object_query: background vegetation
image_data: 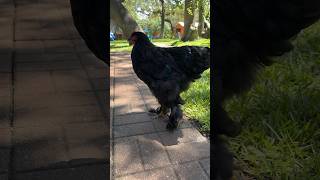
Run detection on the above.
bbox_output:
[111,0,210,40]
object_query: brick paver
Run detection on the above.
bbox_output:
[0,0,108,179]
[110,52,210,179]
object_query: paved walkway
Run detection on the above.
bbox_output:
[0,0,108,179]
[110,52,210,179]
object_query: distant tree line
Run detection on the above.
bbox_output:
[110,0,210,41]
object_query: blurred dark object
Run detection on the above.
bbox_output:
[70,0,108,65]
[213,0,320,179]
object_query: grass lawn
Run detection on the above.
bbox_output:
[110,38,210,52]
[228,22,320,178]
[110,39,178,52]
[110,38,211,134]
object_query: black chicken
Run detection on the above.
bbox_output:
[129,32,210,129]
[213,0,320,179]
[69,0,108,64]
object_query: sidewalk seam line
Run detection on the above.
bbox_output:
[197,160,210,178]
[113,158,205,178]
[136,139,146,171]
[111,57,116,178]
[8,1,16,179]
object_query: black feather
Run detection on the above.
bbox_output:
[130,32,210,129]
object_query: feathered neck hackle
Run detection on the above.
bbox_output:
[129,31,154,47]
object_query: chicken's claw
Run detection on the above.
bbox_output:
[166,119,179,130]
[148,107,161,114]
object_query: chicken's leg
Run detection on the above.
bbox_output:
[214,74,241,137]
[166,105,182,130]
[149,106,169,116]
[213,135,234,180]
[215,105,241,137]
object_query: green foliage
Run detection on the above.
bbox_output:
[170,38,210,46]
[110,40,133,52]
[202,0,210,19]
[110,38,210,52]
[121,0,210,38]
[138,18,173,38]
[227,21,320,179]
[181,69,210,133]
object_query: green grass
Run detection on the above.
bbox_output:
[110,38,210,52]
[170,38,210,47]
[181,69,210,133]
[110,38,211,133]
[227,22,320,179]
[110,40,132,52]
[110,39,177,52]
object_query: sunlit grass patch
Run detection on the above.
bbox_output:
[181,69,210,133]
[110,38,210,52]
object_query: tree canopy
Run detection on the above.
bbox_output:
[111,0,210,40]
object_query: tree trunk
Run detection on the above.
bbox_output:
[203,19,210,38]
[181,0,196,41]
[198,0,204,37]
[160,0,165,38]
[110,0,142,39]
[164,19,175,38]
